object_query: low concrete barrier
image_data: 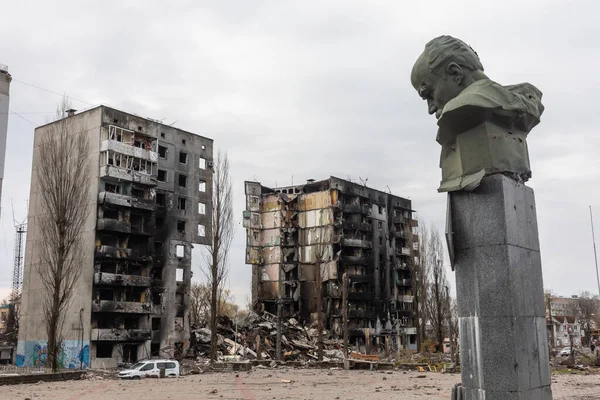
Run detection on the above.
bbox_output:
[0,370,86,386]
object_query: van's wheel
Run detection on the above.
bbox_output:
[133,376,141,380]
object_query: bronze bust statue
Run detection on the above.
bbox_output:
[411,35,545,192]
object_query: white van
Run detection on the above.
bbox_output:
[118,359,180,379]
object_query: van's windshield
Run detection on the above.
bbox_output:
[131,362,146,370]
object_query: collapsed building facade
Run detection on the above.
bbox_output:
[18,106,212,368]
[244,177,419,350]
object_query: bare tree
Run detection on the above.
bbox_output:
[202,150,234,363]
[448,296,459,364]
[189,282,238,327]
[424,227,450,352]
[414,222,430,350]
[3,293,20,344]
[544,289,556,349]
[36,98,90,372]
[576,291,599,347]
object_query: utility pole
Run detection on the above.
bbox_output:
[342,272,349,358]
[590,206,600,297]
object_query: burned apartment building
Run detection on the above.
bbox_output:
[243,177,419,350]
[17,106,212,368]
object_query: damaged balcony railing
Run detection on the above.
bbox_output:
[90,328,151,341]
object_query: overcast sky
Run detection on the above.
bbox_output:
[0,0,598,304]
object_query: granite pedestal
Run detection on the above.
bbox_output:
[449,174,552,400]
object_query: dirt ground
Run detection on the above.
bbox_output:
[3,368,600,400]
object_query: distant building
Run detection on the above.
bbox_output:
[547,315,582,348]
[18,106,213,368]
[0,64,11,215]
[243,177,419,349]
[0,304,9,333]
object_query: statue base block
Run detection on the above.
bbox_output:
[449,174,552,399]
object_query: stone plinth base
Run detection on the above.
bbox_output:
[449,174,552,400]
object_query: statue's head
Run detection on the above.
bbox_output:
[411,35,486,118]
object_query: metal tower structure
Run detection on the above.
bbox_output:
[11,204,27,302]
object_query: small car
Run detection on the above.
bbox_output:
[118,359,180,379]
[560,347,578,357]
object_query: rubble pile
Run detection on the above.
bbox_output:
[190,311,345,362]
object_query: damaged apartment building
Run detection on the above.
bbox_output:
[243,177,419,350]
[18,106,212,368]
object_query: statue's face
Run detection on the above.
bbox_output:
[411,53,464,119]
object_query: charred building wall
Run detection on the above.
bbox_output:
[18,105,213,368]
[243,176,419,349]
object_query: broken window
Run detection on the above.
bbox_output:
[181,139,187,145]
[177,221,186,233]
[178,197,187,210]
[98,289,113,301]
[102,207,119,220]
[154,241,163,256]
[378,205,384,214]
[156,192,166,207]
[199,180,206,192]
[198,224,206,237]
[158,145,167,159]
[96,342,113,358]
[176,244,184,258]
[198,202,206,215]
[105,183,120,194]
[155,217,164,231]
[158,170,167,182]
[131,188,144,198]
[152,318,161,330]
[178,174,187,188]
[176,269,184,283]
[379,237,383,246]
[201,145,206,150]
[199,158,206,170]
[179,151,188,164]
[134,140,143,148]
[378,221,383,230]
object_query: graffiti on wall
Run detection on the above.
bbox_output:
[16,340,90,368]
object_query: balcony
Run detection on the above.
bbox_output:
[95,245,152,262]
[342,204,371,215]
[100,139,158,163]
[395,310,414,318]
[393,215,405,224]
[98,192,156,212]
[348,310,376,319]
[97,218,131,234]
[91,300,154,314]
[95,245,132,259]
[399,295,414,303]
[342,238,372,248]
[93,272,152,287]
[392,230,406,239]
[396,247,411,256]
[343,221,372,232]
[130,222,156,236]
[99,165,157,186]
[396,278,411,287]
[341,255,373,265]
[348,274,373,284]
[90,328,151,342]
[348,292,372,301]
